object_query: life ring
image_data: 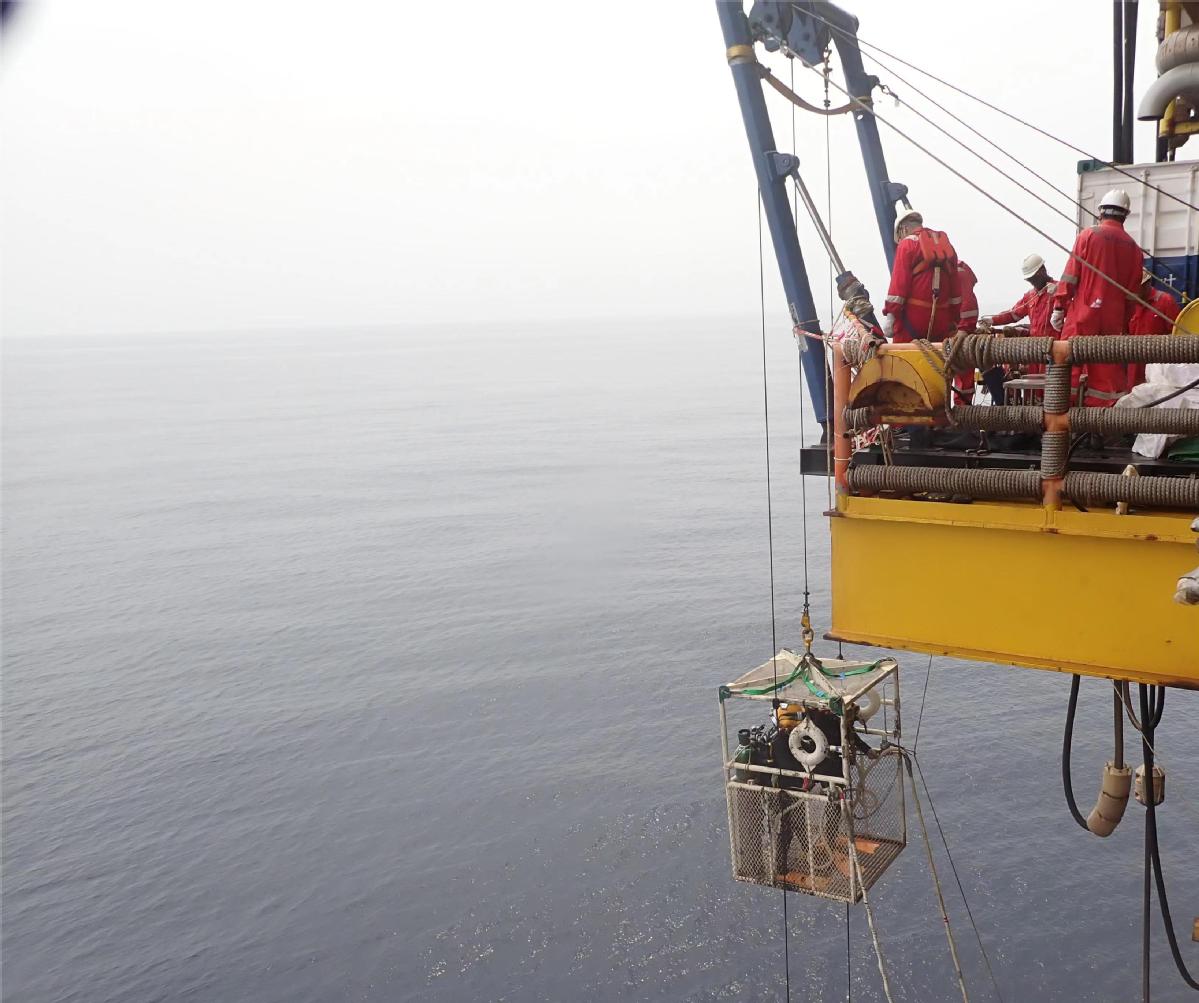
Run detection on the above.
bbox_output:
[855,689,882,722]
[787,718,829,772]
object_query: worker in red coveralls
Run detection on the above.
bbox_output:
[1050,189,1143,407]
[984,253,1059,379]
[882,209,961,344]
[952,259,981,404]
[1127,269,1181,387]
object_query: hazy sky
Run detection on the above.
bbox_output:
[0,1,1177,337]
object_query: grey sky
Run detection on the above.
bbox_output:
[0,1,1174,336]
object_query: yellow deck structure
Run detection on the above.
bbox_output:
[829,495,1199,690]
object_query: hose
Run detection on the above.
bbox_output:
[949,334,1053,371]
[1138,684,1199,992]
[1061,675,1091,831]
[1041,430,1069,479]
[1063,471,1199,509]
[1069,335,1199,365]
[847,465,1043,501]
[1043,364,1073,416]
[1073,406,1199,435]
[943,405,1199,436]
[949,405,1043,432]
[1138,374,1199,410]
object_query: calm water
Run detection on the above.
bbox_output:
[3,322,1197,1002]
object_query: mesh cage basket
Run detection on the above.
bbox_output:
[719,651,907,903]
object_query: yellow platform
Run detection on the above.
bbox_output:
[828,495,1199,689]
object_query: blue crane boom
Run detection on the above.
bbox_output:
[716,0,909,427]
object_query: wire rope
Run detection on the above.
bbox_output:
[758,194,792,1003]
[912,754,1007,1003]
[911,654,933,754]
[793,60,1195,337]
[801,9,1199,214]
[801,30,1191,296]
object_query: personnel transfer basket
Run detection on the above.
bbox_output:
[718,651,906,903]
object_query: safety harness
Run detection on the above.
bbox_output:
[896,229,960,341]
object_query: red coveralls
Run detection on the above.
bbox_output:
[1052,219,1142,406]
[883,229,961,343]
[952,260,980,402]
[991,280,1059,375]
[1127,286,1181,387]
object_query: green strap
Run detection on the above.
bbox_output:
[720,663,805,702]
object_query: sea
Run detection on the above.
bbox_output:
[3,321,1197,1002]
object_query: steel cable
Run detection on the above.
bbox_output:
[758,195,791,1003]
[794,61,1197,337]
[799,9,1199,215]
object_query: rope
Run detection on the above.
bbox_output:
[834,39,1190,297]
[794,60,1197,337]
[912,755,1007,1003]
[760,63,855,116]
[800,9,1199,215]
[845,797,896,1003]
[758,194,792,1003]
[912,654,933,755]
[845,901,852,1003]
[904,755,971,1002]
[790,60,813,651]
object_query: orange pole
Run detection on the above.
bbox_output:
[1041,340,1073,510]
[833,345,851,493]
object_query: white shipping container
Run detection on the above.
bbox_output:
[1077,159,1199,299]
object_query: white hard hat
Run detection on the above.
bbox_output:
[1098,188,1131,213]
[1021,253,1045,279]
[894,208,922,241]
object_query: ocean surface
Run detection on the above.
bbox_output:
[3,321,1197,1003]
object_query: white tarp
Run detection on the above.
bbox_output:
[1115,362,1199,457]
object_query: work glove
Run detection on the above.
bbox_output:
[976,317,994,334]
[1050,307,1065,332]
[880,313,895,338]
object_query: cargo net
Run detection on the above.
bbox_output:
[720,651,906,903]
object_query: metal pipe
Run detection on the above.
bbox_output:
[1138,61,1199,119]
[716,2,829,423]
[792,170,847,275]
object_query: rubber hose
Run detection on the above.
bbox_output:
[1069,335,1199,365]
[1063,471,1199,509]
[1139,685,1199,991]
[1062,675,1091,831]
[847,465,1043,500]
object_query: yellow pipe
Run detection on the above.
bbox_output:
[1160,0,1183,140]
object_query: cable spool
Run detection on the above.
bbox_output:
[788,717,829,771]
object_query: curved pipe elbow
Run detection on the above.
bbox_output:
[1138,62,1199,120]
[1087,761,1132,836]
